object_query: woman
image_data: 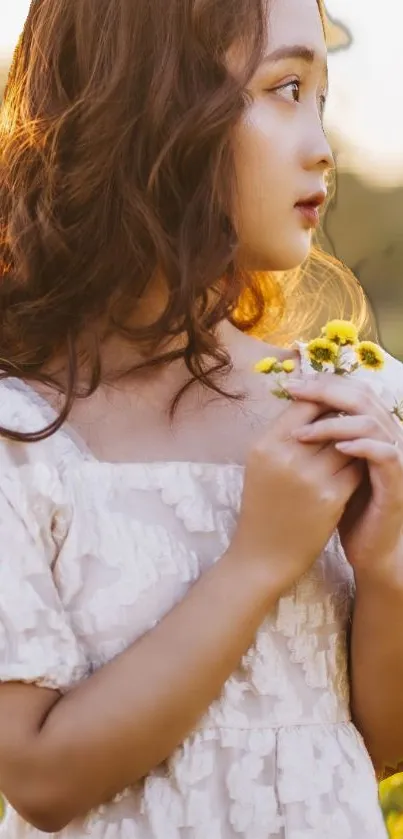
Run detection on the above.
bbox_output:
[0,0,402,836]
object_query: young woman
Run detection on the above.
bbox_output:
[0,0,403,836]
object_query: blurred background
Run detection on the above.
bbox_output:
[1,2,403,834]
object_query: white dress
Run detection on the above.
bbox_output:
[0,342,401,839]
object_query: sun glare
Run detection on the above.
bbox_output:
[0,0,28,59]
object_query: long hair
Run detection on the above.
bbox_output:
[0,0,373,442]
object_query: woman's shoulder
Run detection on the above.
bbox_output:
[0,376,75,485]
[372,348,403,419]
[0,379,75,550]
[380,348,403,391]
[346,345,403,406]
[0,376,51,432]
[0,375,55,442]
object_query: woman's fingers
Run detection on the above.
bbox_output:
[334,438,401,465]
[286,375,383,418]
[292,414,393,445]
[287,374,403,448]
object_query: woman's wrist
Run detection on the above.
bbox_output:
[221,546,287,610]
[353,539,403,596]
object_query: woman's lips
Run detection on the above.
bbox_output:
[294,190,326,228]
[295,202,321,227]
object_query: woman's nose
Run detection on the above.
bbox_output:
[305,122,335,173]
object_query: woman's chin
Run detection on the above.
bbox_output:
[242,242,312,273]
[273,233,314,271]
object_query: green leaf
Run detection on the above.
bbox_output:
[392,402,403,423]
[271,387,292,400]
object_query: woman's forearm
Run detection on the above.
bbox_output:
[18,551,280,830]
[350,556,403,773]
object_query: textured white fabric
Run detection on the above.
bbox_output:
[0,342,401,838]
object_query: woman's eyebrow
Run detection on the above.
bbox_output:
[261,45,328,82]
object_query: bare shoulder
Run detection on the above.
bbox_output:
[383,349,403,389]
[379,350,403,412]
[355,347,403,391]
[222,322,298,371]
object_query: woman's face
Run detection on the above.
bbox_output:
[232,0,333,272]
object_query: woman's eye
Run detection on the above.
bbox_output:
[319,92,327,119]
[272,80,301,103]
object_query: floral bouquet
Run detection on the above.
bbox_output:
[254,319,403,424]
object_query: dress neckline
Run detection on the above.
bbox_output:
[4,342,309,469]
[3,377,250,470]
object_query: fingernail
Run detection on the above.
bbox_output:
[335,442,352,451]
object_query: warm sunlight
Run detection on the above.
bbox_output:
[1,0,403,185]
[0,0,29,59]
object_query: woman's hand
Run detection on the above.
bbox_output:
[287,374,403,580]
[229,397,361,598]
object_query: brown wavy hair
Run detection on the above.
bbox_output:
[0,0,373,442]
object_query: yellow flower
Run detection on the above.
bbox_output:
[254,356,278,374]
[307,337,339,366]
[321,319,359,346]
[282,359,296,373]
[380,772,403,795]
[355,341,385,371]
[386,811,403,838]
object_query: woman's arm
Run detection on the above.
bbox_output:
[0,549,279,833]
[350,550,403,774]
[285,367,403,774]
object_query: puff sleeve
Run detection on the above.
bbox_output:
[0,461,89,693]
